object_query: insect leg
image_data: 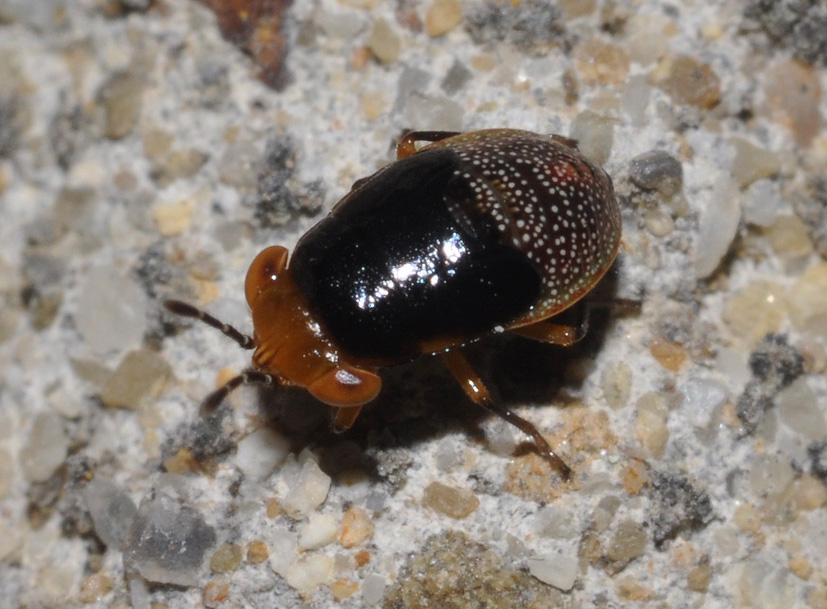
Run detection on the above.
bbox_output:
[510,321,579,347]
[512,297,642,347]
[332,405,364,433]
[441,349,571,480]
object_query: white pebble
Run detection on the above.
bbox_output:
[298,513,339,550]
[76,265,147,355]
[361,574,386,605]
[695,178,741,278]
[285,554,334,593]
[776,378,826,440]
[281,458,331,518]
[527,553,578,591]
[680,377,729,428]
[19,413,68,483]
[234,428,291,481]
[267,528,298,578]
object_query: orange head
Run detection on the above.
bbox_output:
[243,246,382,408]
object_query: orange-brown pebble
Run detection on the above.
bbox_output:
[198,0,291,88]
[203,579,231,605]
[354,549,371,567]
[649,336,687,372]
[266,497,281,519]
[162,447,203,475]
[78,572,113,603]
[247,540,269,564]
[351,46,372,70]
[330,579,359,600]
[621,459,649,495]
[340,506,375,548]
[422,481,480,519]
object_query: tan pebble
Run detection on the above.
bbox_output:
[153,200,192,237]
[215,367,239,391]
[606,520,647,568]
[721,402,743,429]
[422,481,480,519]
[730,137,781,189]
[558,0,596,19]
[789,556,812,580]
[161,148,209,181]
[367,19,401,64]
[194,280,220,305]
[700,22,723,40]
[210,544,243,574]
[635,392,669,458]
[687,561,712,592]
[425,0,462,37]
[787,262,827,337]
[793,474,827,511]
[100,348,171,410]
[764,59,822,147]
[650,54,721,109]
[247,540,269,564]
[722,280,786,346]
[621,459,649,494]
[470,54,497,72]
[113,170,138,191]
[101,71,144,139]
[733,503,761,533]
[808,587,827,608]
[601,360,632,410]
[79,572,113,603]
[616,576,655,601]
[340,506,375,548]
[330,579,359,600]
[360,92,386,121]
[266,497,281,519]
[649,336,686,372]
[763,215,813,269]
[574,38,629,85]
[579,529,603,568]
[143,127,174,160]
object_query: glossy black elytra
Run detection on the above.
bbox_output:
[165,129,622,479]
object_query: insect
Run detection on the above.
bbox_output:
[165,129,621,479]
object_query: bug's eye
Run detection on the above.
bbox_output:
[245,245,289,306]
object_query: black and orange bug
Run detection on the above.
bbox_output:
[165,129,622,479]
